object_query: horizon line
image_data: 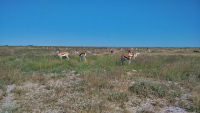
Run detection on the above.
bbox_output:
[0,45,199,48]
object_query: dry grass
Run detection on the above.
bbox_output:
[0,46,200,112]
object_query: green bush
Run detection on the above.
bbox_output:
[129,82,169,98]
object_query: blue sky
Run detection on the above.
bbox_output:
[0,0,200,47]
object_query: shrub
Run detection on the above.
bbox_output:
[129,81,169,98]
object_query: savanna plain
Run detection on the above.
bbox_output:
[0,46,200,113]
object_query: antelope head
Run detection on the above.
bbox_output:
[56,50,60,55]
[128,52,134,59]
[137,51,140,55]
[75,51,80,55]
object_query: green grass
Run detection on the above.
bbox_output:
[1,49,200,87]
[0,47,200,112]
[129,81,169,98]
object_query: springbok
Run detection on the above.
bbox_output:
[75,51,86,61]
[145,48,150,53]
[56,49,69,60]
[128,50,132,53]
[194,50,199,53]
[133,51,140,59]
[110,49,115,54]
[121,52,134,65]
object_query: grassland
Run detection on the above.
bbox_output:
[0,46,200,112]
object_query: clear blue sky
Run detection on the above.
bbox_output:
[0,0,200,47]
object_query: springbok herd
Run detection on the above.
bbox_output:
[56,48,154,65]
[56,47,200,65]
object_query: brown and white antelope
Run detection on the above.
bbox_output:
[56,49,69,60]
[145,48,150,53]
[128,50,132,53]
[75,51,86,61]
[121,52,134,65]
[133,51,140,59]
[194,50,200,53]
[110,49,115,54]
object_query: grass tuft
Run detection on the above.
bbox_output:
[108,92,128,103]
[129,81,169,98]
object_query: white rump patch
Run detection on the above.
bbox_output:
[62,54,66,57]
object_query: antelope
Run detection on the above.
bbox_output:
[128,50,132,53]
[194,50,200,53]
[121,52,134,65]
[75,51,86,61]
[56,49,69,60]
[133,51,140,59]
[145,48,150,53]
[110,49,115,54]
